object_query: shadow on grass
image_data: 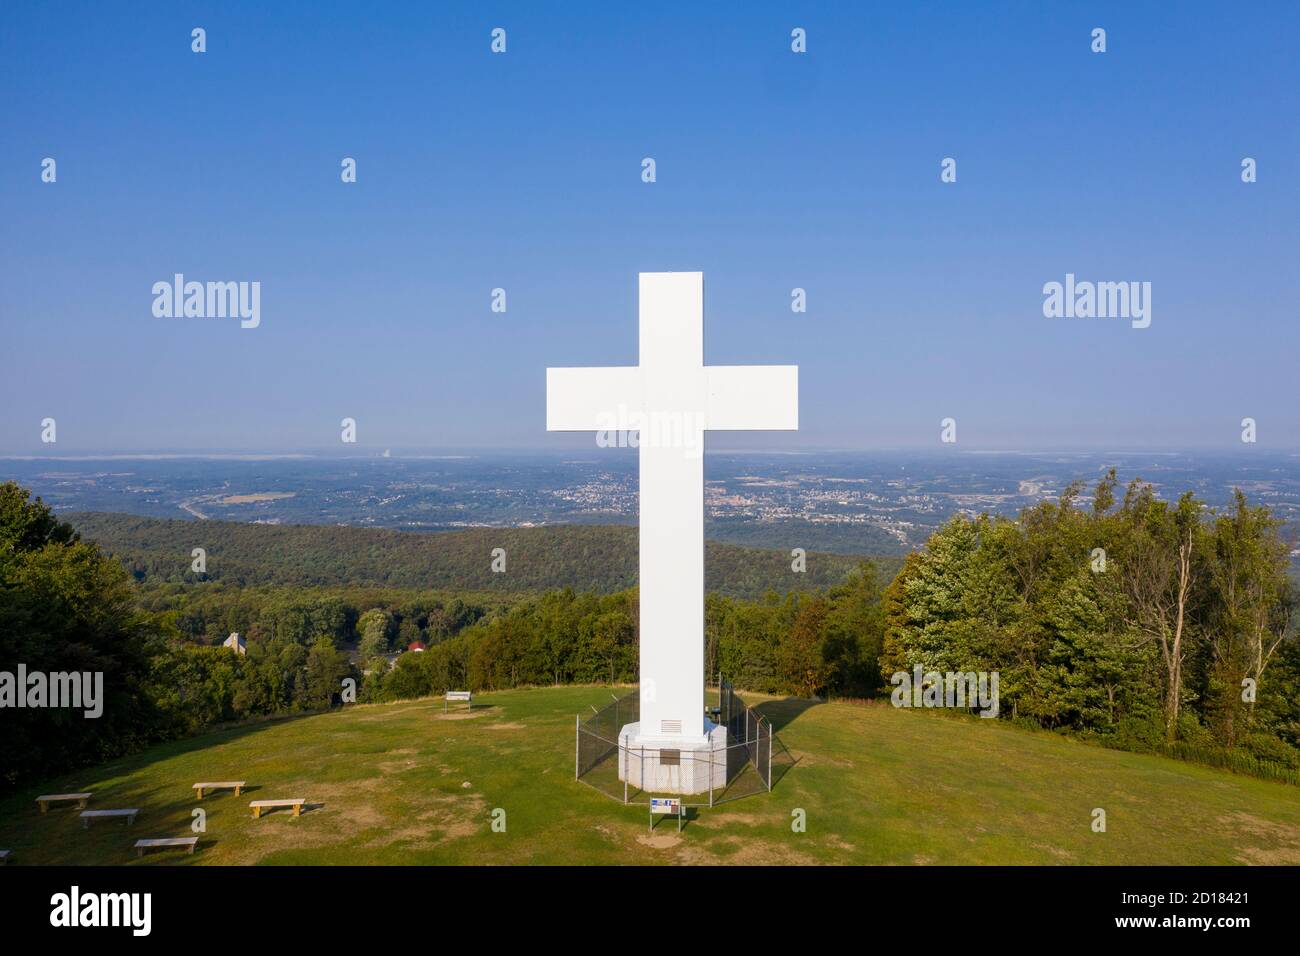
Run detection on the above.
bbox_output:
[432,704,500,720]
[648,806,696,832]
[0,775,229,865]
[134,839,211,865]
[755,696,822,732]
[769,750,798,790]
[0,706,348,847]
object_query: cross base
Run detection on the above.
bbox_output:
[617,720,728,795]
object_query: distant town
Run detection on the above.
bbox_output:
[5,449,1299,557]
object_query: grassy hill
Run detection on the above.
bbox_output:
[2,686,1298,865]
[68,512,899,599]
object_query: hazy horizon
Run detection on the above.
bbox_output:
[8,443,1300,460]
[13,446,1300,558]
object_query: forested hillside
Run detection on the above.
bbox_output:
[3,484,888,791]
[6,475,1300,796]
[883,473,1300,776]
[68,512,895,600]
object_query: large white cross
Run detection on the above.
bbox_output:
[547,272,798,743]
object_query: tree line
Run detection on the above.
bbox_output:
[881,473,1300,775]
[70,511,886,599]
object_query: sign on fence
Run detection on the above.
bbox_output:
[649,797,683,832]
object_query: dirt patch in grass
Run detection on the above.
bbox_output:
[486,722,527,730]
[222,777,493,862]
[637,832,682,850]
[1237,846,1300,865]
[213,779,388,864]
[1031,842,1076,862]
[676,834,816,866]
[433,711,485,721]
[1220,811,1300,865]
[377,748,421,773]
[710,811,765,827]
[788,749,842,768]
[350,704,436,721]
[307,778,387,828]
[364,792,487,849]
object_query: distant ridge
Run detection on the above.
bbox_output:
[69,513,895,600]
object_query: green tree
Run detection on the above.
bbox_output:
[780,596,833,697]
[1203,490,1293,744]
[0,483,163,791]
[303,635,355,707]
[1120,487,1205,743]
[357,608,394,658]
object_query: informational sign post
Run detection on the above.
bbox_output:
[649,797,683,833]
[443,691,472,713]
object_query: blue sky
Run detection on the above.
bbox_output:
[2,1,1297,454]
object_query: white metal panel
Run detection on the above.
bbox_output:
[704,365,799,430]
[545,366,643,431]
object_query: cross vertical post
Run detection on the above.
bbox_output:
[547,272,797,781]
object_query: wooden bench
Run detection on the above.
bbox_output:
[444,690,472,712]
[134,837,198,858]
[250,798,305,819]
[81,809,139,829]
[193,781,246,799]
[36,792,92,813]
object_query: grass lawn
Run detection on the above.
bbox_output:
[2,686,1299,865]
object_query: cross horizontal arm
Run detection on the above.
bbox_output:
[546,366,643,431]
[705,365,798,430]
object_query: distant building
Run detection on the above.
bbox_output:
[407,641,426,653]
[223,632,246,655]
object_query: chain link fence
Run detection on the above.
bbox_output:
[718,678,795,801]
[575,682,794,807]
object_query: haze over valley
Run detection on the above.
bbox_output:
[6,449,1300,557]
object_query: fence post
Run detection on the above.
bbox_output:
[709,741,714,808]
[574,714,579,780]
[766,722,772,792]
[623,741,628,804]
